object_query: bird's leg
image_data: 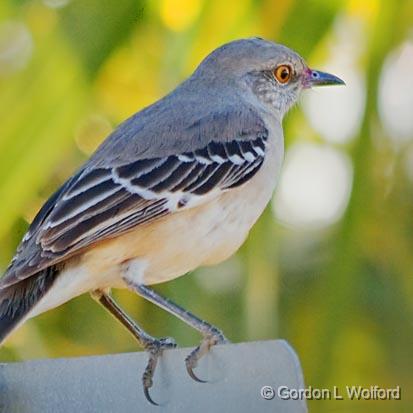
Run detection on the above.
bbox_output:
[124,281,229,383]
[90,290,176,405]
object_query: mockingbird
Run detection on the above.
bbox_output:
[0,37,343,404]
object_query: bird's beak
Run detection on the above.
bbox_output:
[304,68,345,88]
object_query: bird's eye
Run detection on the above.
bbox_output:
[273,65,292,84]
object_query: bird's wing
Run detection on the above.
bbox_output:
[1,109,269,288]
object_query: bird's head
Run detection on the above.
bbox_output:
[195,37,345,119]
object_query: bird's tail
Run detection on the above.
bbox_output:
[0,266,58,343]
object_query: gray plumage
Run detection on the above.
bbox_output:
[2,38,293,287]
[0,37,344,348]
[0,266,58,342]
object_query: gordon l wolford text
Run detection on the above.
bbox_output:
[277,385,401,400]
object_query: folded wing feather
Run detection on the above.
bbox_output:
[1,134,268,288]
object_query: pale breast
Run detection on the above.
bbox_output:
[79,119,284,286]
[30,117,284,318]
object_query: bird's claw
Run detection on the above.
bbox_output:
[142,336,177,405]
[140,327,228,403]
[185,353,208,383]
[185,327,229,383]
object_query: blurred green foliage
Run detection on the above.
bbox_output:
[0,0,412,411]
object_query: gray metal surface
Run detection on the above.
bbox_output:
[0,340,307,412]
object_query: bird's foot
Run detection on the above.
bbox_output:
[185,326,229,383]
[142,336,177,405]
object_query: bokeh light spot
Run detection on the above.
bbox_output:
[75,115,113,155]
[303,15,366,144]
[195,256,243,294]
[0,21,33,76]
[42,0,70,9]
[273,142,353,229]
[303,64,364,144]
[160,0,203,31]
[379,41,413,144]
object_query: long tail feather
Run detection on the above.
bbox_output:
[0,266,58,343]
